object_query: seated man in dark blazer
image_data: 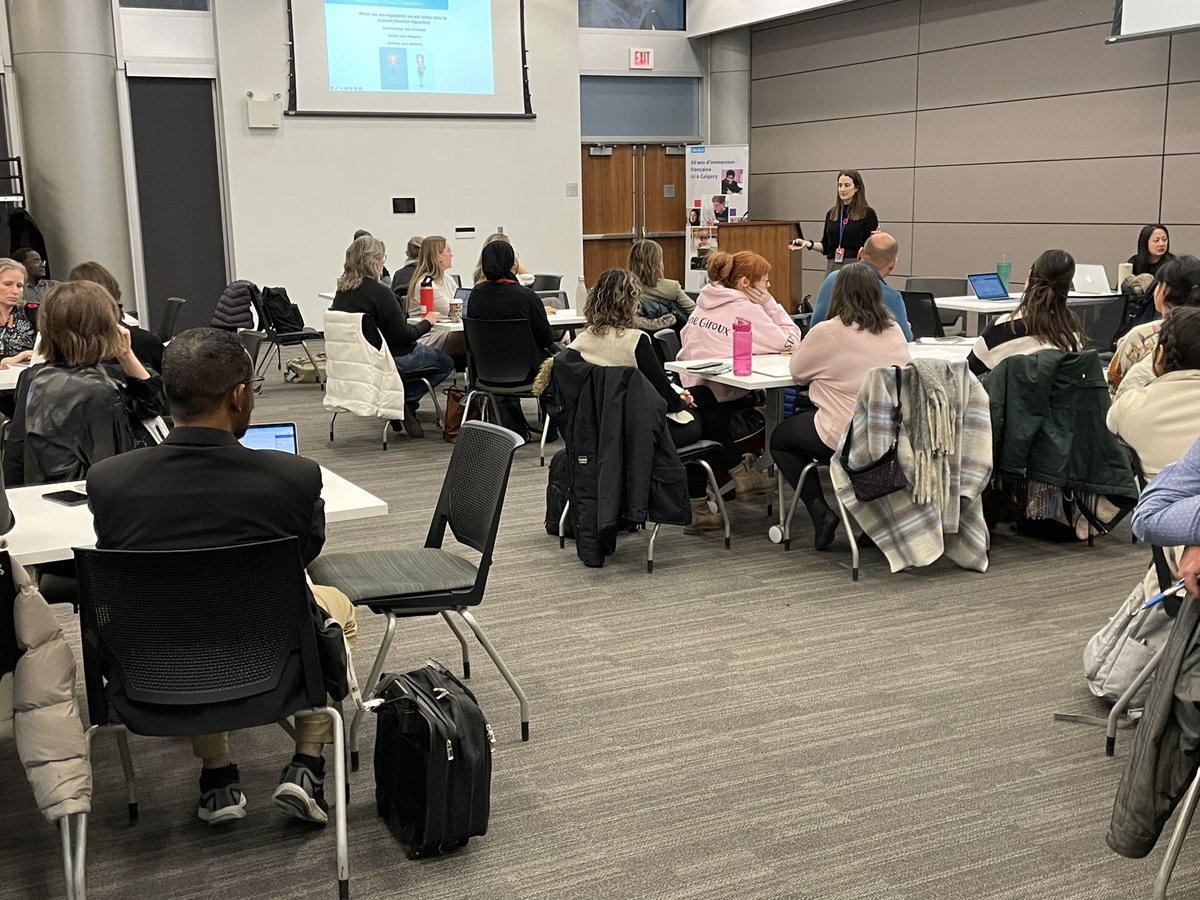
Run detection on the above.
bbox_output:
[86,327,356,828]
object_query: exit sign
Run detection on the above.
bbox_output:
[629,48,654,70]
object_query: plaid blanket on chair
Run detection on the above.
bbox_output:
[830,360,993,573]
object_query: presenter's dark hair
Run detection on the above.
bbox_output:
[1015,249,1083,353]
[163,327,253,418]
[828,170,868,221]
[1156,255,1200,309]
[827,262,892,334]
[1157,307,1200,374]
[1133,224,1171,275]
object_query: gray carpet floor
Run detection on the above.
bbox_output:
[2,369,1193,900]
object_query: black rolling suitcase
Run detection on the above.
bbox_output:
[372,660,494,857]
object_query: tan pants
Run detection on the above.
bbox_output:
[192,584,357,762]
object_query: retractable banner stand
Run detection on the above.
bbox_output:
[684,144,749,292]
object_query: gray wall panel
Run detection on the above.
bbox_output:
[1168,226,1200,253]
[751,114,916,173]
[752,56,917,127]
[751,0,918,79]
[917,25,1168,110]
[911,224,1134,282]
[913,158,1162,224]
[749,1,1184,287]
[918,0,1110,52]
[915,87,1167,166]
[1166,82,1200,155]
[1170,32,1200,83]
[1161,155,1200,225]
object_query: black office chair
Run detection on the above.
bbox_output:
[461,317,551,464]
[250,290,325,387]
[651,327,682,364]
[75,538,350,899]
[1085,294,1128,355]
[237,330,266,393]
[530,274,563,292]
[905,277,968,334]
[900,291,946,339]
[155,297,186,342]
[308,421,529,765]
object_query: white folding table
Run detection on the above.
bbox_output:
[934,292,1121,336]
[4,465,388,567]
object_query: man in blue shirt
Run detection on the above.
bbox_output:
[808,233,913,341]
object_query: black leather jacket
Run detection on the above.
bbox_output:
[3,363,166,486]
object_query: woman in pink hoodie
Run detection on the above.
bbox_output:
[679,251,802,498]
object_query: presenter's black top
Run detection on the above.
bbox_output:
[331,277,430,356]
[820,206,879,261]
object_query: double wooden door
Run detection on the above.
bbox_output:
[581,144,688,287]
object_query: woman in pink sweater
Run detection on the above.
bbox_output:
[679,251,802,498]
[771,263,911,548]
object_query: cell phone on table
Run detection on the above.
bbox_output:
[43,489,89,507]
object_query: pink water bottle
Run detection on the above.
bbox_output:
[732,317,752,376]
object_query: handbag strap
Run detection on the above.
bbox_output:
[840,366,903,467]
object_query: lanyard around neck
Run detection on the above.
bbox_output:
[838,206,850,246]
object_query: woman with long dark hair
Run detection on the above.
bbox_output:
[771,263,911,548]
[790,170,879,270]
[1129,224,1173,278]
[1109,254,1200,393]
[967,249,1084,376]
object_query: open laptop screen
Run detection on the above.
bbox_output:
[239,423,299,454]
[967,272,1010,300]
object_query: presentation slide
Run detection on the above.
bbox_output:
[325,0,495,96]
[1113,0,1200,39]
[290,0,530,116]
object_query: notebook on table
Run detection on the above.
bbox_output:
[1073,264,1112,295]
[967,272,1011,301]
[239,422,299,454]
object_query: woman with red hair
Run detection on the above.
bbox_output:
[678,250,801,498]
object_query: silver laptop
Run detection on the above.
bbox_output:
[1073,264,1112,295]
[239,422,299,454]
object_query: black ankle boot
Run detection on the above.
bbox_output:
[806,499,839,551]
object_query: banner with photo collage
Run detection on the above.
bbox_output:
[684,145,749,292]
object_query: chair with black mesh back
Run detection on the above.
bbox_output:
[155,297,186,342]
[308,421,529,768]
[461,317,551,464]
[530,273,562,292]
[74,538,350,899]
[250,289,325,387]
[905,277,968,334]
[900,291,946,339]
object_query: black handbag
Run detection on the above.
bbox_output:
[840,366,908,503]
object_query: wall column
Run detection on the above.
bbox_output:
[7,0,133,293]
[708,27,750,146]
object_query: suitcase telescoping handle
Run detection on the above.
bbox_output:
[365,675,461,753]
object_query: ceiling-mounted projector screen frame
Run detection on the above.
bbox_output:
[1108,0,1200,42]
[285,0,536,119]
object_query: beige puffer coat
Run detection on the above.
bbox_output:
[0,555,91,821]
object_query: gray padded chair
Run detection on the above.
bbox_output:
[308,421,530,768]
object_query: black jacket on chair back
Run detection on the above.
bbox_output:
[541,350,688,567]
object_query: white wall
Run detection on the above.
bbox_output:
[579,29,705,77]
[211,0,583,327]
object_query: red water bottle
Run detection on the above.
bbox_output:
[732,317,752,376]
[419,275,434,315]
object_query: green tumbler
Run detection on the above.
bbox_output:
[996,259,1013,292]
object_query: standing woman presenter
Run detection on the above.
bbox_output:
[789,170,878,272]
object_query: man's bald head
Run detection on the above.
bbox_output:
[859,232,899,276]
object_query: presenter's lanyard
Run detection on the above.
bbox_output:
[838,206,849,248]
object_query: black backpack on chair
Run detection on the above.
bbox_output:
[261,286,306,333]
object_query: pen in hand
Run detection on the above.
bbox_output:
[1142,579,1187,611]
